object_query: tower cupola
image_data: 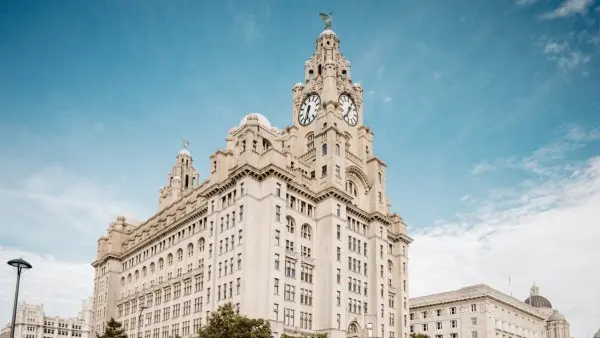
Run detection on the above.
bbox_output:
[158,139,200,210]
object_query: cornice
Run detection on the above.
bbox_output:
[367,156,387,167]
[314,186,353,204]
[122,207,207,259]
[91,252,121,268]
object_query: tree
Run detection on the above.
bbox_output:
[281,334,328,338]
[410,334,431,338]
[96,318,127,338]
[198,303,272,338]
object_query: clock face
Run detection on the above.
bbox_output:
[298,94,321,126]
[339,94,358,126]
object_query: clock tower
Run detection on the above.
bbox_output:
[290,20,383,215]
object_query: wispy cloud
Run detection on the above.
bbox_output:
[541,39,591,71]
[470,160,496,175]
[0,165,149,323]
[470,125,600,177]
[541,0,596,19]
[516,0,541,6]
[0,246,93,322]
[0,166,149,258]
[382,96,393,104]
[413,133,600,336]
[234,14,261,44]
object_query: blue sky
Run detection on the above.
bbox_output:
[1,0,599,336]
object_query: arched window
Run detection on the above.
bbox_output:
[348,322,359,333]
[150,262,155,273]
[301,224,312,240]
[341,69,347,80]
[158,258,164,270]
[142,266,147,277]
[286,216,295,234]
[167,254,173,266]
[187,243,194,257]
[388,260,393,274]
[346,181,358,197]
[134,270,139,281]
[127,273,132,283]
[199,238,205,252]
[322,143,328,156]
[120,277,125,286]
[177,249,183,262]
[336,144,340,156]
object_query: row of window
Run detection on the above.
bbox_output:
[411,304,477,320]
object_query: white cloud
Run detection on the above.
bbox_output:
[470,160,496,175]
[0,166,146,239]
[471,125,600,177]
[0,246,94,323]
[0,166,149,325]
[412,129,600,338]
[541,39,591,71]
[382,96,393,104]
[541,0,596,19]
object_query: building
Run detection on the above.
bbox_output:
[409,284,570,338]
[1,324,11,338]
[5,299,92,338]
[90,20,412,338]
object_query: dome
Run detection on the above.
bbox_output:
[320,29,337,37]
[293,82,304,88]
[179,148,191,156]
[239,113,272,128]
[547,310,566,322]
[353,82,362,88]
[593,328,600,338]
[524,295,552,308]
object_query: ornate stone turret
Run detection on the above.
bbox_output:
[158,139,200,210]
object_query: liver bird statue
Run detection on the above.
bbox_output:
[319,12,333,30]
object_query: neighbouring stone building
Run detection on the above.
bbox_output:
[91,20,412,338]
[5,299,91,338]
[409,284,570,338]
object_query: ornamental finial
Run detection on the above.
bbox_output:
[319,11,333,30]
[181,138,190,149]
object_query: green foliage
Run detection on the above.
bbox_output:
[96,318,127,338]
[281,334,328,338]
[197,303,272,338]
[410,334,431,338]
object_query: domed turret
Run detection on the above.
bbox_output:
[239,113,272,129]
[524,283,552,308]
[158,139,200,210]
[548,309,566,322]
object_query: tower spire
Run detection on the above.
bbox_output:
[158,140,200,209]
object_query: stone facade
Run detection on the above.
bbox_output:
[409,284,570,338]
[90,26,412,338]
[6,300,91,338]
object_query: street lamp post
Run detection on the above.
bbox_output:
[7,258,33,338]
[137,306,147,338]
